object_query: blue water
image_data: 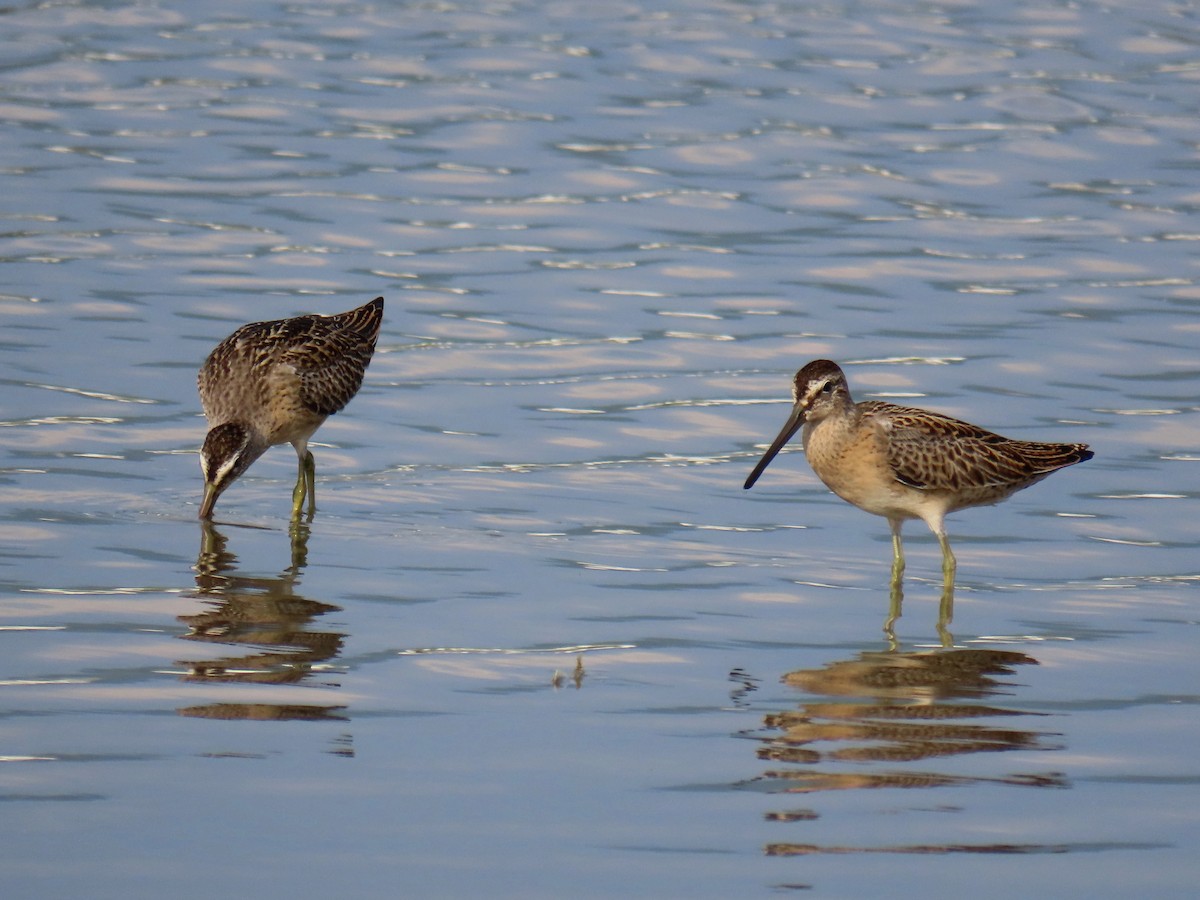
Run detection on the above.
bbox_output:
[1,1,1198,897]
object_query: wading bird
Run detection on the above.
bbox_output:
[744,359,1092,639]
[197,297,383,520]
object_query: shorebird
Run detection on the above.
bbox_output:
[197,296,383,520]
[744,359,1092,631]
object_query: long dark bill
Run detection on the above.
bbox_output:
[744,403,805,490]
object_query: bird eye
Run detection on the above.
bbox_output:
[820,381,833,394]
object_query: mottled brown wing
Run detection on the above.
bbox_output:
[285,299,383,416]
[859,401,1089,493]
[197,317,285,417]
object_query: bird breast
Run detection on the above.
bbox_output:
[802,412,905,516]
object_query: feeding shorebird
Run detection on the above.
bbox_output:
[197,296,383,520]
[744,359,1092,634]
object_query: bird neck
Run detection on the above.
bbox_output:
[802,400,859,455]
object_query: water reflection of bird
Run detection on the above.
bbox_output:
[744,360,1092,634]
[197,296,383,520]
[755,646,1064,857]
[179,521,346,723]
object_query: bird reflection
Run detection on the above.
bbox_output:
[886,566,953,649]
[178,520,346,722]
[750,645,1067,857]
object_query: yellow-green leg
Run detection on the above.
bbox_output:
[884,519,905,646]
[936,531,956,647]
[889,520,906,583]
[291,450,316,520]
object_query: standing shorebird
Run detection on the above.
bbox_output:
[744,359,1092,635]
[197,296,384,520]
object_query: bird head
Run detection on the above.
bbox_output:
[198,422,258,519]
[744,360,850,490]
[790,359,850,425]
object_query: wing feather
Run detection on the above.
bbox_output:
[858,401,1091,493]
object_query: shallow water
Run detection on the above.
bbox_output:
[1,1,1198,897]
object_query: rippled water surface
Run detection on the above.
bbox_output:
[2,1,1198,897]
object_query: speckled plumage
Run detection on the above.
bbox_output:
[197,296,383,519]
[744,359,1092,599]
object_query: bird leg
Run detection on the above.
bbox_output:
[936,530,956,647]
[884,518,905,644]
[290,460,306,518]
[304,451,316,517]
[291,450,316,520]
[936,531,956,587]
[889,519,906,583]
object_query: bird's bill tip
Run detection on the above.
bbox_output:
[744,404,805,490]
[198,483,218,520]
[744,447,781,490]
